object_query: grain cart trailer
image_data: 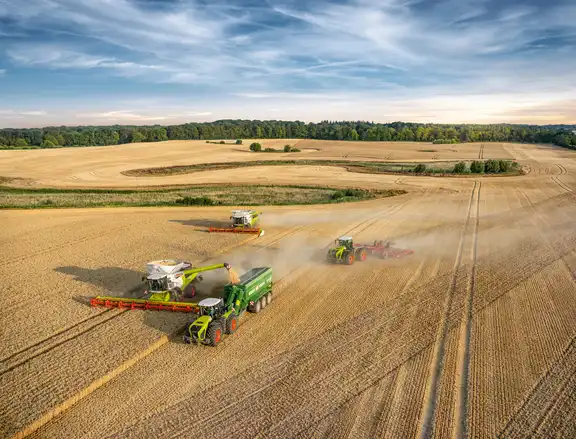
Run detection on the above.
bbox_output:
[183,267,273,346]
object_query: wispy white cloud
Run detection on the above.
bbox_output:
[85,110,166,121]
[1,0,576,126]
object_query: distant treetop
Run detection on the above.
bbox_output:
[0,120,575,150]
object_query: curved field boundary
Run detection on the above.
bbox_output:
[121,159,521,179]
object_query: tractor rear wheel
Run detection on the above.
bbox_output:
[207,322,223,346]
[356,248,367,261]
[226,313,238,334]
[345,251,355,265]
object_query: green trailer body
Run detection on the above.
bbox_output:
[224,267,272,312]
[184,267,273,346]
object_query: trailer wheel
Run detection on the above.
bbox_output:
[260,297,267,309]
[207,322,223,346]
[226,313,238,334]
[266,292,272,305]
[253,300,262,313]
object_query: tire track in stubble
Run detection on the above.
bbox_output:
[418,181,478,439]
[453,181,481,439]
[550,164,573,195]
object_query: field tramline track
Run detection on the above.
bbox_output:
[418,180,480,439]
[453,181,481,439]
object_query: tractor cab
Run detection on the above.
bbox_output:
[198,297,225,318]
[336,236,354,250]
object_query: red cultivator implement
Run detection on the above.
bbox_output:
[354,240,414,259]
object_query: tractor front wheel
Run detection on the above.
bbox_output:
[226,313,238,334]
[207,322,223,346]
[345,251,355,265]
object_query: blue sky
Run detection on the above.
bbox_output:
[0,0,575,127]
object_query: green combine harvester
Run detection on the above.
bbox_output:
[184,267,273,346]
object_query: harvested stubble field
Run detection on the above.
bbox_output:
[0,140,575,439]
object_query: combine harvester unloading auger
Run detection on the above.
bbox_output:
[208,210,265,236]
[90,260,236,312]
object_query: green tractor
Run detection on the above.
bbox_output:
[326,236,367,265]
[184,267,273,346]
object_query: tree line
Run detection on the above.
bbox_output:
[1,120,575,150]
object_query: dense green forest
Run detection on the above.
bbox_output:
[1,120,575,150]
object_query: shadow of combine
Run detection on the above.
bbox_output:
[169,219,231,230]
[55,266,144,296]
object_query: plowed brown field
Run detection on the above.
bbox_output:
[0,140,575,439]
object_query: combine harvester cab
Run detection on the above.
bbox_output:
[209,210,264,236]
[183,267,273,347]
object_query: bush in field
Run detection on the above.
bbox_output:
[414,164,427,173]
[485,159,500,173]
[470,160,485,173]
[343,188,363,197]
[236,139,243,144]
[249,142,262,152]
[433,139,458,144]
[453,161,467,173]
[499,160,511,172]
[175,196,216,206]
[284,144,292,152]
[332,190,345,200]
[264,147,276,152]
[291,148,301,152]
[219,140,225,144]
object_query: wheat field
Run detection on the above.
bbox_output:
[0,140,575,438]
